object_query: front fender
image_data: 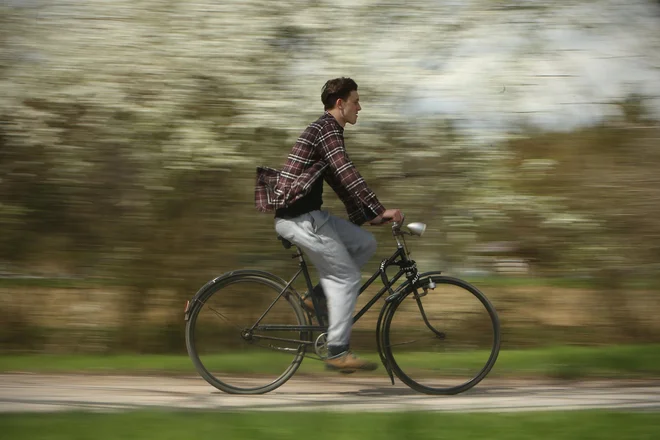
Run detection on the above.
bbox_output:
[384,270,444,303]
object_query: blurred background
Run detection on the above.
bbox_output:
[1,0,659,355]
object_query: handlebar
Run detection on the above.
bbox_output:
[372,213,405,229]
[392,213,405,232]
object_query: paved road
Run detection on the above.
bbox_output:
[1,374,659,413]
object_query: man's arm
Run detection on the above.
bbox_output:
[324,174,368,224]
[317,124,386,221]
[369,208,404,225]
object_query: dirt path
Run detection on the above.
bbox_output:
[1,374,659,413]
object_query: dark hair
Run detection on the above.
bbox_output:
[321,77,358,110]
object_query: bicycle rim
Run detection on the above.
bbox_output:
[185,274,309,394]
[384,275,500,395]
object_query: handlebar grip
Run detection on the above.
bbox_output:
[372,213,404,227]
[392,213,405,230]
[372,216,392,225]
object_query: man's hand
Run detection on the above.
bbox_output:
[370,209,404,225]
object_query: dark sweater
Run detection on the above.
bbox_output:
[275,177,324,219]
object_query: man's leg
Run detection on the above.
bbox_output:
[312,212,377,352]
[274,211,377,370]
[325,213,377,269]
[302,212,377,315]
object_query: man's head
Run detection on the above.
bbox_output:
[321,77,361,127]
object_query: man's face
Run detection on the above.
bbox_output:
[339,90,361,125]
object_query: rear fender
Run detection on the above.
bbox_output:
[184,270,302,321]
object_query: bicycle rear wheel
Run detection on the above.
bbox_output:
[383,275,500,395]
[185,273,310,394]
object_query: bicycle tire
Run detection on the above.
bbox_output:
[383,275,500,395]
[185,273,310,394]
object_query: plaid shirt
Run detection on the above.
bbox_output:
[255,112,386,225]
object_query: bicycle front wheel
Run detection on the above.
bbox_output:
[185,273,310,394]
[383,275,500,395]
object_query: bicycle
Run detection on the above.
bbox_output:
[184,218,501,395]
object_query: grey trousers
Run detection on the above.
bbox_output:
[274,210,377,348]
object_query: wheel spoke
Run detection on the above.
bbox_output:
[386,336,442,348]
[205,304,243,331]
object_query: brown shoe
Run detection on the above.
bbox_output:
[302,285,328,317]
[325,351,378,373]
[302,295,328,315]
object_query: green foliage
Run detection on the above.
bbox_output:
[1,1,660,352]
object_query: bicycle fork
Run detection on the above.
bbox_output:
[376,278,439,385]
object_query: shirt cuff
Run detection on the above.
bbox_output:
[364,203,386,223]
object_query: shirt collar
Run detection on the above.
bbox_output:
[322,111,344,132]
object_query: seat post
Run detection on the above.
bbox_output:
[278,234,306,264]
[293,245,305,264]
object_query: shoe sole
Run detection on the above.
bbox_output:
[325,365,377,373]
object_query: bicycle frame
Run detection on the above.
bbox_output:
[251,237,419,335]
[185,218,501,395]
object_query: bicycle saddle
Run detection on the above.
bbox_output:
[277,235,293,249]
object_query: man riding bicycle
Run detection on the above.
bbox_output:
[255,77,403,372]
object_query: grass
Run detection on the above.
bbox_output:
[1,411,659,440]
[1,344,659,379]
